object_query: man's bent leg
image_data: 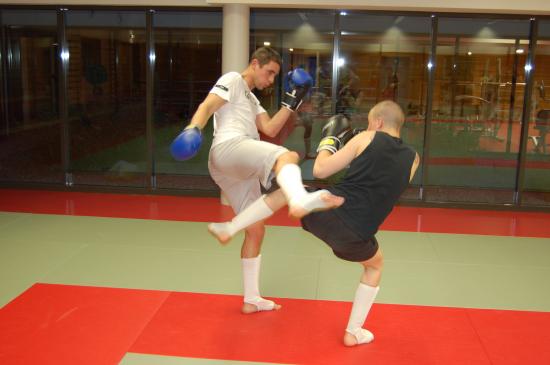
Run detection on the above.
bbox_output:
[288,189,344,219]
[274,152,344,218]
[274,152,307,205]
[208,189,288,245]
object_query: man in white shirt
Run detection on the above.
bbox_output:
[188,47,343,314]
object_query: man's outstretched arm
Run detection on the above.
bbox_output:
[189,93,227,129]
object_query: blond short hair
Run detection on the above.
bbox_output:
[369,100,405,130]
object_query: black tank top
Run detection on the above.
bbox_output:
[327,131,416,239]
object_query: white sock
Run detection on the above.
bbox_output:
[293,189,333,212]
[226,195,273,236]
[242,255,275,311]
[346,283,380,344]
[276,164,307,204]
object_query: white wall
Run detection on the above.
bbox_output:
[1,0,549,16]
[210,0,550,15]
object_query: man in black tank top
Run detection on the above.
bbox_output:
[302,100,419,346]
[208,100,419,347]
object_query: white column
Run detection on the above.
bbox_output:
[220,4,250,206]
[222,4,249,74]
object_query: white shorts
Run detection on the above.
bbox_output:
[208,136,288,213]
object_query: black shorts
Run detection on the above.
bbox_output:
[301,209,379,262]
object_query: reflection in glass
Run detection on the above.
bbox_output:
[339,13,431,194]
[66,10,147,187]
[251,10,335,180]
[523,20,550,206]
[0,8,547,207]
[153,11,222,190]
[428,18,530,203]
[0,10,62,184]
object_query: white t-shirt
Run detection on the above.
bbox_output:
[209,72,266,147]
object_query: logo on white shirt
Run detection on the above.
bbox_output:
[215,84,228,92]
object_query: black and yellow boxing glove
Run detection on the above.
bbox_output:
[316,114,352,154]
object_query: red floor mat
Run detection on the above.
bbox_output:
[3,283,548,365]
[130,292,494,365]
[467,308,550,364]
[2,189,550,238]
[0,284,169,365]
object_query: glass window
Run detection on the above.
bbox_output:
[153,10,222,191]
[0,10,61,184]
[1,7,547,209]
[427,17,530,203]
[251,9,335,180]
[523,20,550,206]
[339,13,432,199]
[66,10,147,187]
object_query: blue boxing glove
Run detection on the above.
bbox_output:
[170,124,203,161]
[282,68,313,111]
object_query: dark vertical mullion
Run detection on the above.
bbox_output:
[420,15,438,201]
[112,31,119,115]
[168,30,173,111]
[0,10,10,136]
[277,31,283,104]
[58,8,71,186]
[331,11,340,115]
[514,17,538,206]
[450,36,459,119]
[146,9,156,190]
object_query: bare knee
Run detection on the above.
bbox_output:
[245,221,265,243]
[360,250,384,287]
[283,150,300,164]
[273,151,300,174]
[362,259,383,277]
[242,222,266,258]
[368,251,384,271]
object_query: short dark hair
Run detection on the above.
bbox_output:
[250,47,282,67]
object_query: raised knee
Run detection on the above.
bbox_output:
[279,151,300,164]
